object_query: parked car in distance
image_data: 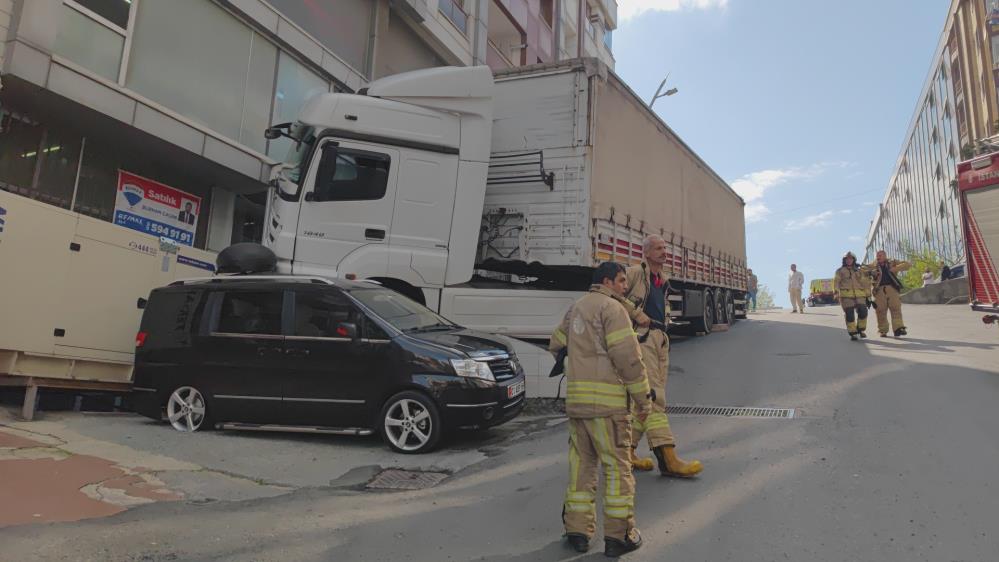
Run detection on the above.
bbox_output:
[131,276,526,454]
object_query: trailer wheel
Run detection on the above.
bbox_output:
[718,291,734,325]
[691,290,714,334]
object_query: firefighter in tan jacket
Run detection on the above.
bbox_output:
[623,235,703,478]
[834,251,871,341]
[550,262,652,557]
[865,250,911,337]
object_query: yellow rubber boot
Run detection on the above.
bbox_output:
[631,447,655,472]
[653,445,703,478]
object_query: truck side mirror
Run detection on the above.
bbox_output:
[304,191,316,202]
[335,322,359,340]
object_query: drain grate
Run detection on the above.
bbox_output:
[366,469,449,490]
[665,405,795,419]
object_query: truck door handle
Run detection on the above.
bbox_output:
[365,228,385,240]
[285,348,311,357]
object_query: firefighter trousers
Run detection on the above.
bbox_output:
[840,297,868,335]
[631,329,674,448]
[564,415,637,541]
[873,285,905,334]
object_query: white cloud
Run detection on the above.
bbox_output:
[785,210,839,231]
[618,0,728,21]
[730,164,835,223]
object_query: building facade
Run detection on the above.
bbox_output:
[865,0,999,263]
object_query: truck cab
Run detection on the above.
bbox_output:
[264,66,494,308]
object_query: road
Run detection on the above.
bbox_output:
[2,304,997,561]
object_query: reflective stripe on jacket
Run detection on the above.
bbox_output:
[550,285,651,418]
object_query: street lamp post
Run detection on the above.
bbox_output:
[649,73,678,108]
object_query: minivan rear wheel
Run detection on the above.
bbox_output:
[166,386,211,432]
[380,391,442,454]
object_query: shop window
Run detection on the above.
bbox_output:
[0,112,43,197]
[268,52,329,159]
[127,0,275,145]
[230,193,266,245]
[69,0,131,29]
[54,5,125,82]
[313,148,390,202]
[34,130,83,210]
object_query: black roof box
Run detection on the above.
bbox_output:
[216,243,278,275]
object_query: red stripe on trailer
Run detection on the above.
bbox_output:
[965,203,999,303]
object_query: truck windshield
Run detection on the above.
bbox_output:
[279,123,316,185]
[349,287,458,333]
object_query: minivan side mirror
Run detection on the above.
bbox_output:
[335,322,359,340]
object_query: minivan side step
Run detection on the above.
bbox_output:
[219,422,374,436]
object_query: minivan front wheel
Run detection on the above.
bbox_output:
[166,386,210,432]
[380,391,442,454]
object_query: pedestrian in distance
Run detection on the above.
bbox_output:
[834,252,871,341]
[747,268,759,312]
[940,262,952,281]
[788,264,805,313]
[866,250,911,337]
[623,235,703,478]
[550,261,654,557]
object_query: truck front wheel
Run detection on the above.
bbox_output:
[691,290,714,334]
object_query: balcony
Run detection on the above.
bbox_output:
[487,40,514,70]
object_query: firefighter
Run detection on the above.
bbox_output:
[550,261,653,557]
[623,235,703,478]
[834,251,871,341]
[866,250,911,337]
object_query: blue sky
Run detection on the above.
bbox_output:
[612,0,948,305]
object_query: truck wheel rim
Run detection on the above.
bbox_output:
[167,386,206,432]
[385,398,432,451]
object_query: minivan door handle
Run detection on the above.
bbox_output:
[256,346,282,357]
[285,348,310,358]
[364,228,385,240]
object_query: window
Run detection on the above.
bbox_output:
[54,5,125,81]
[313,147,390,202]
[127,0,277,147]
[265,0,373,72]
[268,52,329,158]
[604,28,613,50]
[216,291,284,335]
[141,290,206,344]
[70,0,131,29]
[293,291,355,337]
[439,0,468,34]
[34,129,83,210]
[540,0,554,27]
[0,111,43,197]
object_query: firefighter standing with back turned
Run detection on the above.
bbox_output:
[624,235,703,478]
[550,262,653,557]
[867,249,911,337]
[834,251,871,341]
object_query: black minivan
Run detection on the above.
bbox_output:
[131,276,526,453]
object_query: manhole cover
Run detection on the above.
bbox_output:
[366,469,449,490]
[666,405,795,419]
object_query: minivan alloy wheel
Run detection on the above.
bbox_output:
[384,398,433,452]
[167,386,208,432]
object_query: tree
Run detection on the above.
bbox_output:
[897,242,945,292]
[755,284,776,309]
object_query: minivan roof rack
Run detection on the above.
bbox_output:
[169,275,336,287]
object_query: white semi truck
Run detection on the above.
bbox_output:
[263,59,748,369]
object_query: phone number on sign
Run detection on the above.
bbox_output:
[146,223,193,244]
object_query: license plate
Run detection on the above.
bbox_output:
[507,381,525,398]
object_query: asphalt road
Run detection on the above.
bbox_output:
[2,305,997,561]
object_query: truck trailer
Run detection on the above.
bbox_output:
[957,152,999,316]
[264,59,747,355]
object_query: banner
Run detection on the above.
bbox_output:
[113,171,201,247]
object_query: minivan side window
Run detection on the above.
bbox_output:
[216,291,283,335]
[293,291,356,337]
[313,147,390,202]
[140,289,205,346]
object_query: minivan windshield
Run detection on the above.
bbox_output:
[348,287,457,333]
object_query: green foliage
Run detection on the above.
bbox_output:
[756,284,776,309]
[897,242,944,292]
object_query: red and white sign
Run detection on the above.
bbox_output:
[113,171,201,247]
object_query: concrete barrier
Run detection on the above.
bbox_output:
[900,277,970,305]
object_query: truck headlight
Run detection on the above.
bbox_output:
[450,359,495,382]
